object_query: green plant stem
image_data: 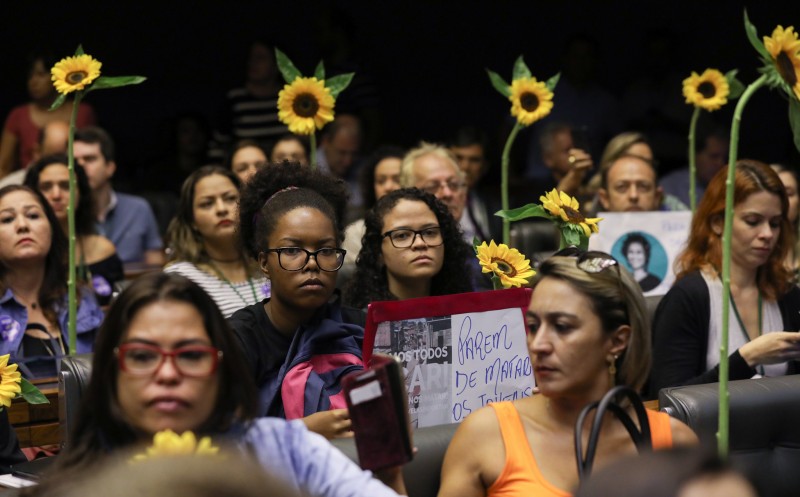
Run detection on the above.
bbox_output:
[309,132,317,170]
[719,73,768,459]
[501,122,523,245]
[67,94,81,355]
[688,107,701,213]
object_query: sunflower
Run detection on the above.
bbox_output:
[0,354,21,410]
[476,240,535,288]
[763,25,800,100]
[682,69,730,111]
[277,77,335,135]
[509,78,554,126]
[539,189,602,237]
[50,54,102,95]
[132,430,220,461]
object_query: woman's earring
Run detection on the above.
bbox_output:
[608,354,619,386]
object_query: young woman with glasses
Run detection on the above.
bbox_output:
[343,188,473,309]
[230,161,364,439]
[438,251,696,497]
[27,272,405,497]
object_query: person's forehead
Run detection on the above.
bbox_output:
[452,144,484,158]
[608,157,656,182]
[414,153,458,180]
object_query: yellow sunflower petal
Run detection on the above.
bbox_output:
[682,69,729,111]
[509,77,554,126]
[764,26,800,100]
[50,54,102,95]
[277,77,335,135]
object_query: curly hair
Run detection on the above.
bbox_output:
[676,159,792,300]
[238,161,349,258]
[24,153,96,236]
[357,145,405,209]
[344,188,473,308]
[621,232,651,269]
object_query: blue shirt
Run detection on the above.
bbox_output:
[97,191,162,263]
[0,288,103,377]
[659,167,705,209]
[236,417,399,497]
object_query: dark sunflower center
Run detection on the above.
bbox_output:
[520,92,540,112]
[562,206,585,224]
[697,81,716,99]
[492,258,517,277]
[66,71,88,84]
[777,52,798,87]
[292,93,320,118]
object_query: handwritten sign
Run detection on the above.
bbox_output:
[363,289,533,428]
[590,211,692,296]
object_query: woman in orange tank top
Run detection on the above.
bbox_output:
[438,251,698,497]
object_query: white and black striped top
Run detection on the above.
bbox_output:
[164,261,270,318]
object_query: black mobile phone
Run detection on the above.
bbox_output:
[571,125,591,152]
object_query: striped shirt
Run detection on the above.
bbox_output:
[164,261,270,318]
[215,87,288,147]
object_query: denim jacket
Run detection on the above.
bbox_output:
[0,288,103,377]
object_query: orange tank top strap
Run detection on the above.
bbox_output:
[487,402,572,497]
[646,409,674,449]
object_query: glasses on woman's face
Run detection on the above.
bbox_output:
[263,247,346,272]
[116,343,222,378]
[382,227,444,249]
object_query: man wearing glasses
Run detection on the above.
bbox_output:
[398,142,476,244]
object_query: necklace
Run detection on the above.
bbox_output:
[206,260,259,306]
[729,289,764,376]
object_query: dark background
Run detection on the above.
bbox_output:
[2,1,799,191]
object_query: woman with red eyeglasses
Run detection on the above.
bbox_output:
[25,272,405,497]
[438,252,696,497]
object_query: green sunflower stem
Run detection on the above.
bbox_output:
[501,122,524,245]
[688,107,701,213]
[719,73,768,460]
[309,132,317,170]
[67,93,81,355]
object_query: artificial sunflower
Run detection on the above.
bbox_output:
[132,430,219,461]
[0,354,21,410]
[539,189,601,237]
[476,240,535,289]
[277,77,335,135]
[683,69,730,111]
[509,78,554,126]
[763,25,800,100]
[50,54,102,95]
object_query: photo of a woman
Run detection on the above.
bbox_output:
[621,232,662,292]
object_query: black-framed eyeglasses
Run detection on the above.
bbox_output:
[263,247,346,272]
[382,227,444,249]
[115,343,222,378]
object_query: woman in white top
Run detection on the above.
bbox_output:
[165,166,269,317]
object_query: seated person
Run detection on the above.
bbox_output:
[659,124,728,208]
[227,140,268,184]
[24,154,123,305]
[651,160,800,393]
[0,185,103,378]
[341,146,404,273]
[27,272,405,497]
[270,133,309,166]
[230,161,364,438]
[438,250,696,497]
[164,166,269,318]
[343,188,473,308]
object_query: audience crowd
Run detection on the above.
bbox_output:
[1,34,797,497]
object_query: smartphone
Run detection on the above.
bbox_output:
[342,354,413,472]
[571,125,591,152]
